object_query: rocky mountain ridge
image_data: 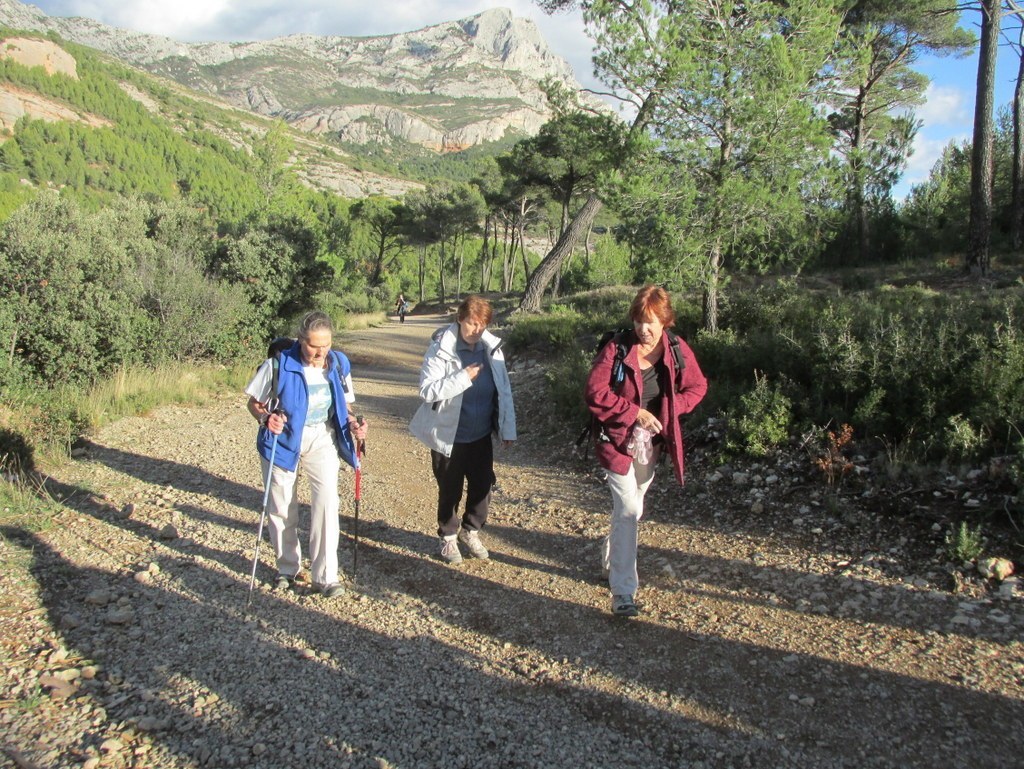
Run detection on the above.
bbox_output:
[0,0,595,152]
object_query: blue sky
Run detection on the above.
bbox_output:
[900,11,1021,200]
[22,1,1020,200]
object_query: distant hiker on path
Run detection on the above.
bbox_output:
[585,286,707,617]
[245,311,369,598]
[396,293,409,324]
[410,295,517,564]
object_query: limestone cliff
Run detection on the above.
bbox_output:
[0,37,113,132]
[0,0,598,151]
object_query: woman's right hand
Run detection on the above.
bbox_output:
[635,408,662,433]
[266,412,287,435]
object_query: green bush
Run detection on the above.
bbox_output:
[725,372,793,457]
[506,306,586,353]
[711,281,1024,463]
[544,348,593,426]
[945,521,985,564]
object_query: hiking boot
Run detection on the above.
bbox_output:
[440,535,463,564]
[611,594,639,617]
[321,583,345,599]
[458,528,489,560]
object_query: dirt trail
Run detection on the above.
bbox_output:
[1,315,1022,769]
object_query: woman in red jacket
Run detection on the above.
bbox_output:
[585,286,707,617]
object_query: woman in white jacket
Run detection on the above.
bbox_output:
[410,295,516,563]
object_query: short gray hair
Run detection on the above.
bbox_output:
[297,311,333,341]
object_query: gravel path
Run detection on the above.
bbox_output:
[1,314,1022,769]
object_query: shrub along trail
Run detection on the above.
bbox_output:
[2,314,1022,769]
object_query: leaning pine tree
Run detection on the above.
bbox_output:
[526,0,844,331]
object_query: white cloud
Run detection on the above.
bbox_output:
[892,131,969,200]
[891,84,972,199]
[915,84,970,128]
[30,0,598,88]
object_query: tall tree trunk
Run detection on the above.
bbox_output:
[503,223,518,292]
[455,234,464,300]
[584,219,593,271]
[703,241,722,333]
[479,215,490,291]
[1012,14,1024,251]
[517,195,604,313]
[417,245,426,302]
[438,240,447,306]
[516,219,532,286]
[967,0,1000,276]
[852,86,871,264]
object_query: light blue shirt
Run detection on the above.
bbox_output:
[303,365,332,426]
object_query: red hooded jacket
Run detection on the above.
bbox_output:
[584,329,707,485]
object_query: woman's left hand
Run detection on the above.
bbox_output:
[350,417,368,442]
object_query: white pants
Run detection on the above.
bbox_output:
[602,454,657,597]
[261,422,341,586]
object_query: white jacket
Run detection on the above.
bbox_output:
[409,324,517,456]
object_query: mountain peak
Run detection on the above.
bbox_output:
[0,0,596,152]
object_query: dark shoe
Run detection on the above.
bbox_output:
[612,594,639,617]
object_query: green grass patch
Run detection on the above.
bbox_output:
[1,360,255,474]
[0,473,60,532]
[76,361,254,432]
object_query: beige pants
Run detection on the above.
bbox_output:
[602,452,658,597]
[261,421,341,587]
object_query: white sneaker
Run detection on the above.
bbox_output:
[457,528,489,559]
[612,594,638,617]
[439,535,462,564]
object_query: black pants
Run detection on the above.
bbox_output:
[431,435,494,537]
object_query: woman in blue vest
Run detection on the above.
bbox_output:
[245,311,368,597]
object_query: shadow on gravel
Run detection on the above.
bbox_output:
[8,505,1023,769]
[46,462,264,548]
[336,524,1024,768]
[1,526,803,769]
[77,441,262,511]
[483,518,1020,646]
[40,476,272,585]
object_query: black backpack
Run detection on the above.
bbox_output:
[575,328,687,451]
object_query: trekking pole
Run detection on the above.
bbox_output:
[246,418,279,609]
[352,415,365,581]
